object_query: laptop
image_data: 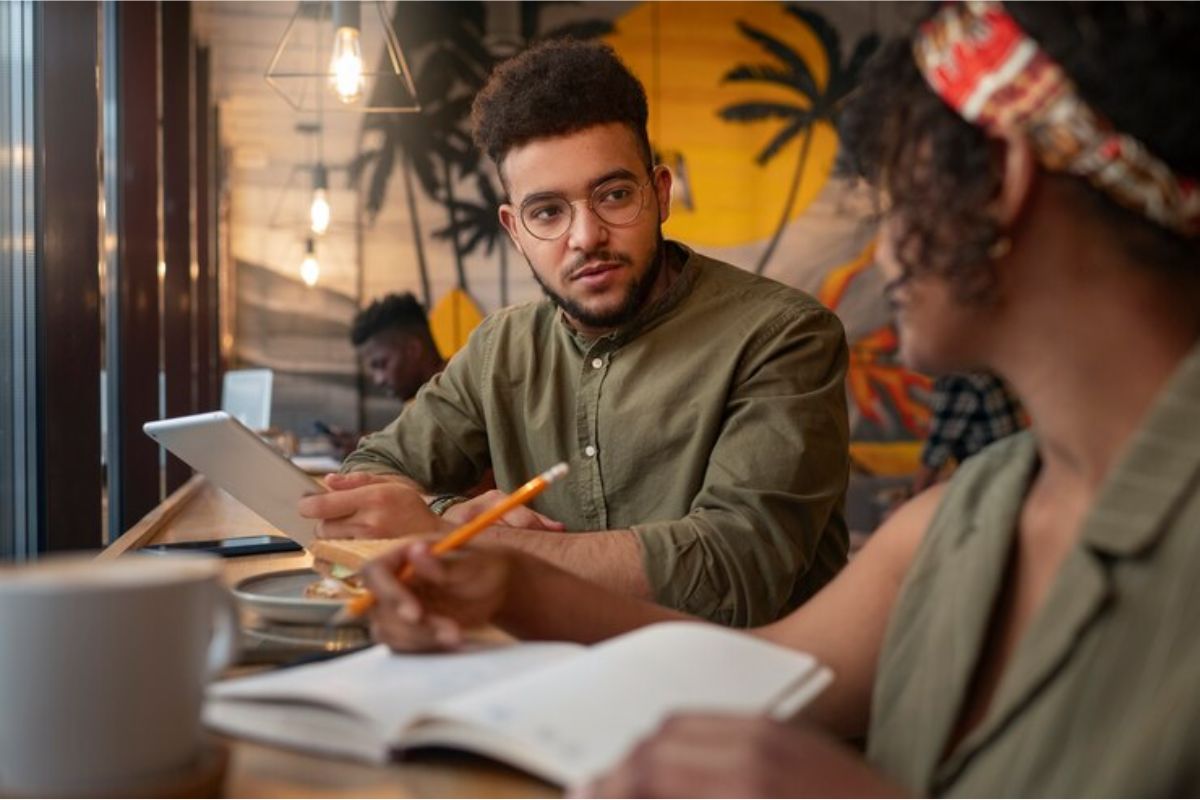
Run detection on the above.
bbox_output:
[221,369,274,431]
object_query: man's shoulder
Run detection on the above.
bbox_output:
[448,300,558,371]
[681,244,830,317]
[473,297,557,337]
[676,244,840,338]
[932,431,1038,537]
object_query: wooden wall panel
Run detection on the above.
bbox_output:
[195,46,219,412]
[36,0,101,551]
[161,0,194,493]
[115,0,162,529]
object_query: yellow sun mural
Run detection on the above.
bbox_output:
[606,3,840,248]
[609,4,930,474]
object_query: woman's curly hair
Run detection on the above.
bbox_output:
[471,39,653,185]
[840,2,1200,304]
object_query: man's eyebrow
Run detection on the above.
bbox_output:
[519,168,642,206]
[588,167,639,189]
[520,189,561,207]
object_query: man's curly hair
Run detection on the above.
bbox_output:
[840,2,1200,305]
[471,39,652,184]
[350,293,433,348]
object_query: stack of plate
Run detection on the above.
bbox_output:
[232,569,369,662]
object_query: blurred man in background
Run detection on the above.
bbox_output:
[912,371,1025,493]
[351,293,445,402]
[318,293,447,456]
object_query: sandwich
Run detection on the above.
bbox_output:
[305,537,415,600]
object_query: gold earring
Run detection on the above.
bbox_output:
[988,236,1012,260]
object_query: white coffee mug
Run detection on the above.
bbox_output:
[0,553,238,795]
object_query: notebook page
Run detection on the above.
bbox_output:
[204,641,583,762]
[408,622,824,784]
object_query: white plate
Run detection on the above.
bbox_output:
[234,568,357,626]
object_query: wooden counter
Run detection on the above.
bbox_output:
[102,477,556,799]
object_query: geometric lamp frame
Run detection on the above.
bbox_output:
[268,162,357,237]
[265,1,420,114]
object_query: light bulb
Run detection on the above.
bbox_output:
[300,238,320,287]
[301,254,320,287]
[310,188,331,235]
[330,26,364,104]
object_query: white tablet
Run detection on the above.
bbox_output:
[143,411,325,547]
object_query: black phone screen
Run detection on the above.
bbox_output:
[141,535,302,558]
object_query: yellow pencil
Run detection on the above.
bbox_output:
[330,462,569,625]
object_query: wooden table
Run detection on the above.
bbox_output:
[101,476,556,799]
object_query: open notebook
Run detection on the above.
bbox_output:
[204,621,831,787]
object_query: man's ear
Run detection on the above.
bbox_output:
[499,204,525,256]
[653,165,673,224]
[992,131,1038,229]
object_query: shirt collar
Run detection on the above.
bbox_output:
[1080,336,1200,557]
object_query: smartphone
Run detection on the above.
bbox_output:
[141,535,303,558]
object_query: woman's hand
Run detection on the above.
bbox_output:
[584,714,904,798]
[361,540,516,652]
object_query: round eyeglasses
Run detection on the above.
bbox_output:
[519,176,654,241]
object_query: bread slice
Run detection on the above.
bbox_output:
[309,537,415,574]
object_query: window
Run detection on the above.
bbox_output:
[0,0,38,559]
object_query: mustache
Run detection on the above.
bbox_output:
[566,250,633,279]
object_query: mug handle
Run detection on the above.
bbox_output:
[206,584,240,679]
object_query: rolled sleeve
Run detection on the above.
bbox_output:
[632,306,850,626]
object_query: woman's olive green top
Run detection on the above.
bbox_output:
[869,340,1200,796]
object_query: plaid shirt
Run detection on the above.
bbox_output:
[920,372,1024,470]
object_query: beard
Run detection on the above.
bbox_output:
[528,235,664,330]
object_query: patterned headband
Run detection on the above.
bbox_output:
[913,0,1200,238]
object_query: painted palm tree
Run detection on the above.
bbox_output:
[427,2,613,305]
[427,92,482,293]
[358,1,613,308]
[353,2,494,305]
[350,111,440,305]
[432,173,510,305]
[719,4,878,274]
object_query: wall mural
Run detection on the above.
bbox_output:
[237,1,930,482]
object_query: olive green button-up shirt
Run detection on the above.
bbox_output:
[869,339,1200,796]
[344,242,850,626]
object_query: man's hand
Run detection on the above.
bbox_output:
[442,489,567,531]
[320,471,393,492]
[584,714,905,798]
[299,473,451,539]
[361,540,515,652]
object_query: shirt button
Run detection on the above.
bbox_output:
[584,445,597,458]
[591,357,604,369]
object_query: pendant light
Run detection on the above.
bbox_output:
[265,1,420,114]
[300,237,321,287]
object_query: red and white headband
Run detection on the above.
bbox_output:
[913,1,1200,238]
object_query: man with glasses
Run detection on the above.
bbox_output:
[301,40,850,626]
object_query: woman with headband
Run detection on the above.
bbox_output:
[362,3,1200,794]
